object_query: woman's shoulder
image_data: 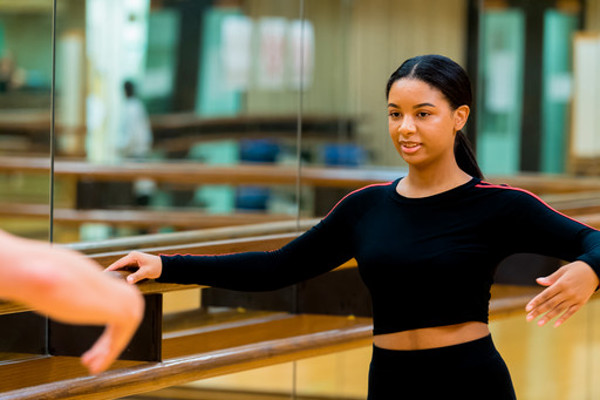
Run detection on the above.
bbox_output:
[472,180,550,211]
[474,179,534,197]
[325,180,397,218]
[339,180,396,203]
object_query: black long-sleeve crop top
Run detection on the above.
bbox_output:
[157,177,600,335]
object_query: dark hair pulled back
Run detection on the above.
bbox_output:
[386,54,483,179]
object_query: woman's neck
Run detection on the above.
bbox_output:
[399,162,472,198]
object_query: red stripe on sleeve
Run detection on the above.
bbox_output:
[476,182,598,231]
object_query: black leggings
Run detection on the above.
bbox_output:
[367,334,516,399]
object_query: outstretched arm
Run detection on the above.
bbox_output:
[106,191,362,291]
[0,230,144,374]
[502,190,600,327]
[106,221,355,291]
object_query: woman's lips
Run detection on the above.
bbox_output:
[401,142,422,154]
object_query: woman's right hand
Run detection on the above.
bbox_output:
[105,251,162,284]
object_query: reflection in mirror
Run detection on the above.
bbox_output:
[51,0,307,245]
[0,0,53,240]
[0,0,53,365]
[55,0,303,397]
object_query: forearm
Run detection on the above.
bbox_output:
[158,225,353,291]
[1,232,143,326]
[26,262,143,326]
[159,251,309,291]
[575,231,600,279]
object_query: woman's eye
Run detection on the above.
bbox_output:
[417,112,429,118]
[389,112,401,118]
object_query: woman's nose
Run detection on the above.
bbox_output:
[398,116,416,135]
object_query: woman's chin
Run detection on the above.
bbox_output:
[399,152,427,167]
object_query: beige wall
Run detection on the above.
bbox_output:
[244,0,468,166]
[244,0,352,117]
[587,0,600,31]
[243,0,301,115]
[349,0,468,166]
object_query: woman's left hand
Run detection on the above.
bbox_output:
[525,261,599,327]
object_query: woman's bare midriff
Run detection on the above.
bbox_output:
[373,321,490,350]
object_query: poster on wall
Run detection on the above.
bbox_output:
[256,17,287,90]
[221,15,252,90]
[571,33,600,158]
[288,19,314,90]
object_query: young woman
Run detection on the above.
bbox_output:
[107,55,600,399]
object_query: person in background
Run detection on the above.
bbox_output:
[118,80,155,206]
[118,80,153,159]
[0,229,144,374]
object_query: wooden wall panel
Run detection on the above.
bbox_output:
[244,0,350,117]
[243,0,301,115]
[242,0,469,165]
[587,0,600,31]
[301,0,351,117]
[348,0,395,165]
[349,0,468,167]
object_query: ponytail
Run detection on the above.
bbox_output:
[454,130,483,179]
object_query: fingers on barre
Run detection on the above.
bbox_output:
[126,270,146,284]
[106,251,142,271]
[105,251,162,284]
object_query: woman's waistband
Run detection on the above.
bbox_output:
[372,333,496,363]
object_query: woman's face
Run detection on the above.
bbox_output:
[387,78,469,170]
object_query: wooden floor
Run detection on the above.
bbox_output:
[126,296,600,400]
[493,297,600,400]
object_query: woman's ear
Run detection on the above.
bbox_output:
[454,105,470,131]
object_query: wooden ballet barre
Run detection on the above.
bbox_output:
[149,113,357,132]
[65,218,320,254]
[492,173,600,194]
[0,203,293,229]
[574,213,600,227]
[537,191,600,215]
[0,313,374,400]
[0,156,402,188]
[87,232,302,270]
[5,155,600,192]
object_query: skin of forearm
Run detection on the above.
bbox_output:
[0,232,144,327]
[27,263,143,327]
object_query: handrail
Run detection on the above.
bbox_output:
[149,112,357,130]
[0,204,294,229]
[0,156,404,187]
[5,156,600,192]
[64,218,319,254]
[538,191,600,215]
[87,232,301,270]
[0,314,374,400]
